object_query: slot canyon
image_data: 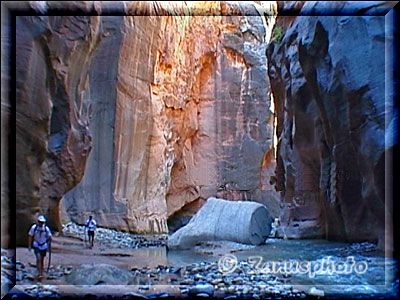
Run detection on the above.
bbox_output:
[2,1,399,299]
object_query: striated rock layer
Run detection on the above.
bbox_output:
[60,1,280,233]
[267,1,397,246]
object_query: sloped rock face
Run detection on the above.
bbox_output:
[267,2,396,243]
[62,2,280,233]
[15,14,101,245]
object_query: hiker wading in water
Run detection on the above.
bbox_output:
[28,215,52,280]
[85,215,97,248]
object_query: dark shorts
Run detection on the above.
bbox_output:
[88,230,95,237]
[34,247,47,258]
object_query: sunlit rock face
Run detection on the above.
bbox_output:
[15,11,102,245]
[62,1,280,233]
[267,1,396,244]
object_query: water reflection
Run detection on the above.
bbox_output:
[128,246,168,268]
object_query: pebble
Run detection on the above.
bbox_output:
[308,287,325,297]
[24,274,36,281]
[180,279,194,285]
[231,277,244,284]
[211,278,223,285]
[188,283,214,297]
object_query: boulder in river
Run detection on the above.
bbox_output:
[168,198,272,250]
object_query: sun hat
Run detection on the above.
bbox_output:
[37,215,46,223]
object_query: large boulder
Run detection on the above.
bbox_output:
[167,198,272,250]
[65,264,134,285]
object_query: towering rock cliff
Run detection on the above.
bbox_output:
[14,7,102,245]
[62,1,280,234]
[6,1,397,248]
[9,1,278,244]
[267,1,397,247]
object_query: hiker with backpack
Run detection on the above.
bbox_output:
[85,215,97,248]
[28,215,52,280]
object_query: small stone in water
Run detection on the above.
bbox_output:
[308,287,325,297]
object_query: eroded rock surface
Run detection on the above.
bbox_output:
[62,2,280,233]
[168,197,272,249]
[15,14,102,245]
[267,1,397,244]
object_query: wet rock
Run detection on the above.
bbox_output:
[65,264,134,285]
[231,277,244,284]
[308,287,325,297]
[180,278,195,285]
[188,283,214,297]
[196,293,211,297]
[211,278,223,285]
[24,274,36,281]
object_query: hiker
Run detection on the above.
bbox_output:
[85,215,97,248]
[28,215,52,280]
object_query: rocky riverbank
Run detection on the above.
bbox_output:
[4,252,308,299]
[62,222,168,249]
[3,223,398,299]
[3,222,308,299]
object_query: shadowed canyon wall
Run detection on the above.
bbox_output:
[14,10,102,245]
[267,1,397,247]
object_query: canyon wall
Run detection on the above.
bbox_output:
[45,1,277,235]
[63,1,280,233]
[267,1,397,246]
[14,6,102,245]
[7,1,397,247]
[10,2,280,246]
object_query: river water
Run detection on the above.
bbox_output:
[130,238,398,298]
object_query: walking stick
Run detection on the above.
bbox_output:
[84,227,87,246]
[47,239,51,273]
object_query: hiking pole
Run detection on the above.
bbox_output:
[84,227,87,247]
[47,239,51,273]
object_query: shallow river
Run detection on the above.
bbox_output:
[130,238,398,298]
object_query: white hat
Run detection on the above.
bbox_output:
[37,215,46,222]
